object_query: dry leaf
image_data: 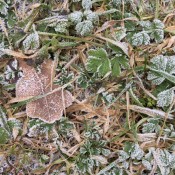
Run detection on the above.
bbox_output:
[15,59,73,123]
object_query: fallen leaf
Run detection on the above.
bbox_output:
[15,59,73,123]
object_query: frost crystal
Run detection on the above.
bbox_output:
[142,159,152,170]
[130,144,144,160]
[147,55,175,85]
[82,0,92,10]
[75,20,93,36]
[84,10,99,23]
[117,151,129,162]
[139,20,152,30]
[142,123,157,133]
[69,11,83,24]
[131,31,150,46]
[151,29,164,43]
[157,88,174,107]
[111,0,132,6]
[55,21,68,33]
[0,1,8,15]
[23,32,40,51]
[0,42,5,57]
[153,19,164,29]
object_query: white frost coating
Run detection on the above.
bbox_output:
[142,159,152,170]
[147,55,175,85]
[23,32,40,51]
[131,144,144,160]
[55,21,68,33]
[82,0,92,10]
[157,88,174,107]
[69,11,83,24]
[75,20,93,36]
[131,31,150,46]
[0,1,8,15]
[84,10,99,23]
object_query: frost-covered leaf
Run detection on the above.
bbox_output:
[15,60,73,123]
[159,149,172,167]
[0,127,10,144]
[84,10,99,23]
[111,0,132,6]
[151,29,164,43]
[23,32,40,51]
[82,0,92,10]
[149,19,164,43]
[86,48,111,77]
[69,11,83,24]
[142,121,159,133]
[152,19,164,30]
[115,27,126,41]
[28,119,53,137]
[139,19,164,43]
[117,151,129,162]
[142,159,152,170]
[0,42,5,57]
[0,1,8,15]
[54,21,68,33]
[130,144,144,160]
[157,88,174,107]
[139,20,152,30]
[147,55,175,85]
[131,31,150,46]
[75,20,94,36]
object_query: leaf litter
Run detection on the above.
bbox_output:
[1,0,175,175]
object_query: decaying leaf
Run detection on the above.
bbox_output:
[15,59,73,123]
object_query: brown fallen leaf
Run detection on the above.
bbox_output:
[15,59,73,123]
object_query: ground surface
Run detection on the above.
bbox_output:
[1,0,175,175]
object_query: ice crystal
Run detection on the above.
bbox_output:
[55,21,68,33]
[147,55,175,85]
[130,144,144,160]
[84,10,99,23]
[75,20,94,36]
[142,159,152,170]
[0,1,8,15]
[131,31,150,46]
[23,32,40,51]
[82,0,92,10]
[0,42,5,57]
[157,88,174,107]
[69,11,83,24]
[150,29,164,43]
[115,27,126,41]
[117,151,129,162]
[139,20,152,30]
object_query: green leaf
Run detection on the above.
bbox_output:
[147,55,175,85]
[75,20,94,36]
[69,11,83,24]
[82,0,92,10]
[54,21,68,33]
[111,56,129,77]
[23,32,40,51]
[157,88,174,107]
[0,0,8,15]
[131,31,150,46]
[86,48,111,77]
[0,127,10,144]
[111,58,121,76]
[84,10,99,23]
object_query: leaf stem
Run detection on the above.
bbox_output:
[37,31,103,47]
